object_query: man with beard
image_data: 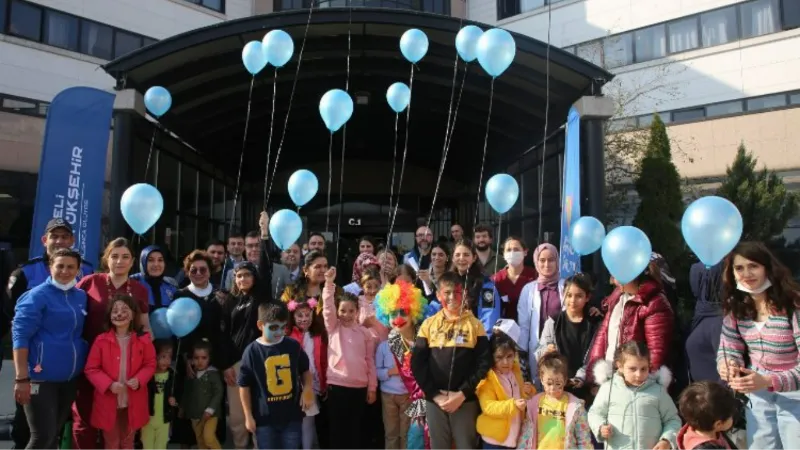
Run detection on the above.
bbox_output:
[403,226,433,270]
[224,229,292,298]
[450,224,464,244]
[473,224,506,276]
[227,232,246,264]
[281,243,301,282]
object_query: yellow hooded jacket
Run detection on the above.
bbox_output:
[475,358,532,443]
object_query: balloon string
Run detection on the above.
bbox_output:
[144,126,157,182]
[386,113,400,246]
[265,0,315,208]
[388,64,414,242]
[223,76,255,280]
[335,5,353,265]
[494,214,502,274]
[538,0,553,243]
[326,134,333,234]
[170,340,181,398]
[474,77,495,228]
[263,67,278,211]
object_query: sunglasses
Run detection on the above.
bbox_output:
[190,266,208,275]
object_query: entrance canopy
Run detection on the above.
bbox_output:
[103,8,611,186]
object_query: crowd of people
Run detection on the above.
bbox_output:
[3,213,800,449]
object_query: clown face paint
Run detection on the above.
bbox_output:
[391,310,410,330]
[110,300,133,331]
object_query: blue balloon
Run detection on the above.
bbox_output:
[319,89,353,133]
[121,183,163,235]
[144,86,172,117]
[570,216,606,256]
[149,308,172,339]
[682,196,743,266]
[400,29,429,64]
[288,169,319,207]
[485,174,519,214]
[456,25,483,62]
[242,40,268,75]
[476,28,516,77]
[166,297,202,338]
[386,82,411,113]
[269,209,303,251]
[601,226,652,285]
[262,30,294,67]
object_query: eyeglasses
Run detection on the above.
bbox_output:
[189,266,208,275]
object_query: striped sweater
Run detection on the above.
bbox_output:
[716,311,800,392]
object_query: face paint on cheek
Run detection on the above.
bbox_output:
[264,322,287,342]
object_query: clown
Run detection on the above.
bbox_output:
[376,280,433,449]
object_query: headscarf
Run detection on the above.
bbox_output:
[139,245,165,307]
[352,252,380,283]
[650,252,676,289]
[533,243,560,285]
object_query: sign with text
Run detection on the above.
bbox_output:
[559,107,581,278]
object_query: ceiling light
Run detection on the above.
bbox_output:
[355,91,370,105]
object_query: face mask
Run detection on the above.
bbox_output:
[52,279,77,291]
[736,279,772,295]
[263,322,286,343]
[504,251,524,266]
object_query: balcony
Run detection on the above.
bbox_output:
[273,0,450,16]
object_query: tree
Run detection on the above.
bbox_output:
[632,114,685,264]
[716,142,800,242]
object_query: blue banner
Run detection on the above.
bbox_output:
[559,107,581,278]
[29,87,114,267]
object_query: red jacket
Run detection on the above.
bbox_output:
[587,280,674,381]
[84,330,156,431]
[288,327,328,393]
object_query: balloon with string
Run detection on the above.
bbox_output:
[288,169,319,210]
[269,209,304,251]
[570,216,606,256]
[142,86,172,181]
[121,183,164,235]
[319,89,354,233]
[485,174,520,274]
[384,82,410,235]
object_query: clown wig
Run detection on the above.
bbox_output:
[375,280,428,328]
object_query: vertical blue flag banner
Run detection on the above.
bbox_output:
[29,87,114,267]
[559,107,581,278]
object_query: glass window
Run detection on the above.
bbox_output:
[158,152,179,254]
[44,10,79,51]
[2,96,37,114]
[576,41,603,67]
[181,165,198,217]
[80,21,113,59]
[142,37,157,47]
[114,30,143,58]
[0,0,7,33]
[213,182,225,222]
[603,33,633,69]
[740,0,780,38]
[201,0,224,11]
[706,100,744,117]
[701,6,739,47]
[790,93,800,105]
[638,114,654,127]
[608,117,636,131]
[178,217,197,258]
[635,24,666,63]
[9,1,42,41]
[198,172,212,219]
[672,108,705,122]
[520,0,544,13]
[668,17,699,53]
[747,94,786,111]
[38,102,49,116]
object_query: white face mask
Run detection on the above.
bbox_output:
[504,251,524,267]
[736,279,772,295]
[52,279,77,291]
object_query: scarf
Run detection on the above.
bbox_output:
[352,252,380,282]
[188,283,213,298]
[533,243,560,284]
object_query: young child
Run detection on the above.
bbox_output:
[181,340,224,450]
[394,264,418,284]
[239,302,315,449]
[588,341,681,450]
[84,294,156,449]
[410,271,493,450]
[322,267,378,449]
[677,381,738,449]
[142,339,177,449]
[476,323,536,449]
[360,267,390,342]
[516,352,593,449]
[287,297,328,450]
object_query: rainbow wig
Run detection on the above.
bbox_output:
[375,280,428,328]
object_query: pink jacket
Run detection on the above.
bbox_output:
[323,282,377,392]
[517,392,593,449]
[358,295,389,342]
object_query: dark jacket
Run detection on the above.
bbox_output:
[148,368,176,423]
[686,262,724,383]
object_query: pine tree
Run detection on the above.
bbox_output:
[632,114,685,264]
[716,142,799,241]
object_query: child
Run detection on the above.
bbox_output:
[239,302,315,449]
[84,294,156,449]
[476,323,536,449]
[535,273,600,399]
[322,267,378,449]
[517,352,593,449]
[394,264,418,284]
[677,381,738,449]
[287,297,328,450]
[142,339,177,449]
[411,271,493,450]
[181,340,224,450]
[360,267,390,342]
[588,341,681,450]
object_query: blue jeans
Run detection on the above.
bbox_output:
[746,387,800,449]
[255,421,302,449]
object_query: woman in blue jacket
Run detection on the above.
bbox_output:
[450,239,501,333]
[12,247,89,449]
[130,245,178,310]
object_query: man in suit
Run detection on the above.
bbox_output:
[281,243,301,283]
[224,230,291,299]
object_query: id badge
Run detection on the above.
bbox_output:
[30,384,40,395]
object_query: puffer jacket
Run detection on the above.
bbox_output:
[516,392,593,449]
[586,280,673,381]
[587,363,681,450]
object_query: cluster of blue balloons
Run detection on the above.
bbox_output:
[150,298,202,339]
[242,30,295,75]
[144,86,172,118]
[319,89,353,133]
[485,174,519,214]
[121,183,164,235]
[682,196,742,267]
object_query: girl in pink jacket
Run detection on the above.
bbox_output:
[321,267,377,450]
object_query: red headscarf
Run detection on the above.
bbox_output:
[352,252,381,282]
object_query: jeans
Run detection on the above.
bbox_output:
[254,421,302,450]
[746,388,800,449]
[22,380,77,449]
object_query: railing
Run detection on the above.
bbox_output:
[273,0,450,15]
